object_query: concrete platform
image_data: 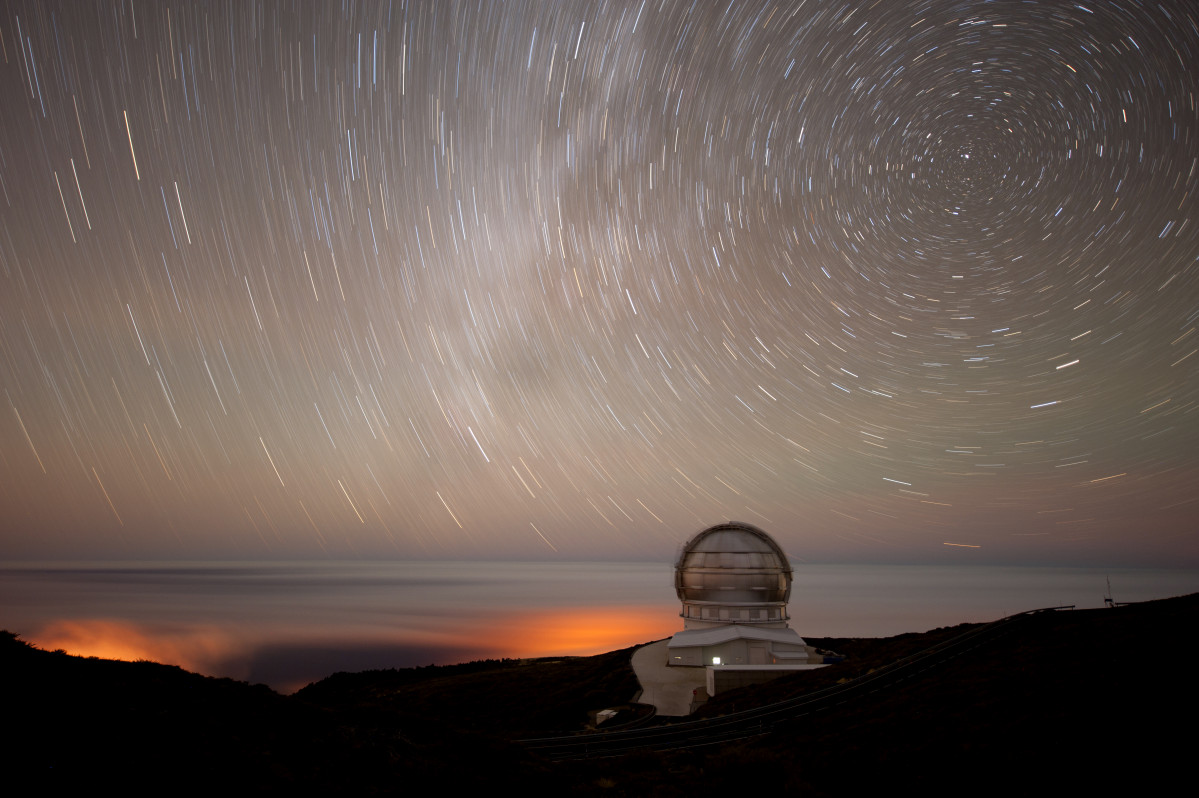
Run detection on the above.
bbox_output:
[630,639,708,717]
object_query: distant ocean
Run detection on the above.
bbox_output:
[4,561,1196,693]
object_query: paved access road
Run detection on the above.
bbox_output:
[520,608,1067,761]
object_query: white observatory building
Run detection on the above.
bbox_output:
[667,522,814,671]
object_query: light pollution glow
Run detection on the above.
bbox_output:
[33,607,679,692]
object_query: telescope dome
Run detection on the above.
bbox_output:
[674,522,792,628]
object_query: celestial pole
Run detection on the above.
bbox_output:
[0,1,1196,565]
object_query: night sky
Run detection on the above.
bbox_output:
[2,0,1196,566]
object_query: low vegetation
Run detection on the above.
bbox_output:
[6,593,1196,794]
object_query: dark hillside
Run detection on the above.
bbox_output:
[1,631,411,793]
[560,595,1199,795]
[296,643,643,736]
[6,594,1196,794]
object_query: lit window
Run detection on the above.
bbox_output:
[712,656,721,665]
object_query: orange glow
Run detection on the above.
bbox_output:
[31,619,247,678]
[26,606,683,689]
[477,606,678,659]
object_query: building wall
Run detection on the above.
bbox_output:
[670,639,812,668]
[669,647,703,667]
[707,666,798,695]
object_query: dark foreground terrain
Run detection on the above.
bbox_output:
[6,593,1197,794]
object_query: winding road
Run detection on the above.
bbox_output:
[520,607,1070,761]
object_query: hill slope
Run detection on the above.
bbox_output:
[6,594,1196,794]
[563,594,1199,795]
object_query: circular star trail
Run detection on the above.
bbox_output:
[1,1,1196,564]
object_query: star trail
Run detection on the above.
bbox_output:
[1,0,1196,565]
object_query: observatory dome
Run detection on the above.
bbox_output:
[674,521,792,628]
